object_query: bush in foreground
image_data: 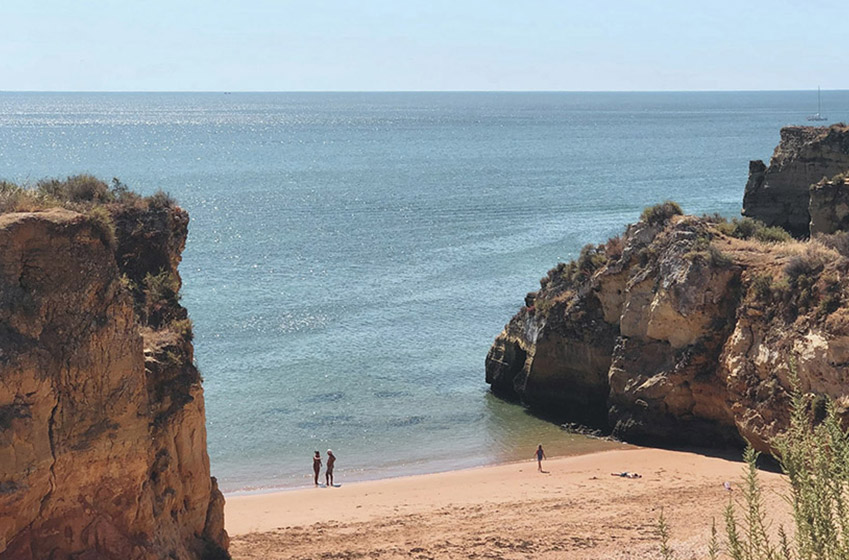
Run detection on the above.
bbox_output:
[659,369,849,560]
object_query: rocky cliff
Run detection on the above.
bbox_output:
[810,174,849,236]
[743,124,849,237]
[487,205,849,452]
[0,182,228,560]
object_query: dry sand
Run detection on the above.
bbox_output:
[226,447,791,559]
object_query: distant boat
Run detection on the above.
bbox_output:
[807,86,828,122]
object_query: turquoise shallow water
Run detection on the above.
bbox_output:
[2,91,848,491]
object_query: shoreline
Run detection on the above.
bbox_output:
[226,446,791,559]
[222,436,628,497]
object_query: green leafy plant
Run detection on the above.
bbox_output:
[86,205,117,250]
[170,318,194,342]
[659,366,849,560]
[749,273,774,302]
[148,189,176,209]
[715,217,791,243]
[640,201,683,226]
[143,269,182,327]
[37,174,113,204]
[144,270,181,308]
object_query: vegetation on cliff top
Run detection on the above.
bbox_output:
[523,200,849,340]
[714,216,792,243]
[0,174,193,339]
[740,236,849,324]
[0,174,175,214]
[640,200,683,226]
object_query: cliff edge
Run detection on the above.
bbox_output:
[743,124,849,237]
[0,178,228,559]
[487,204,849,452]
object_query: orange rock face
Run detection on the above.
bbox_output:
[0,208,227,560]
[487,212,849,452]
[743,124,849,237]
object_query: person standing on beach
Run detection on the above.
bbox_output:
[325,449,336,487]
[313,451,322,486]
[535,444,546,472]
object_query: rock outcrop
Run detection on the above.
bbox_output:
[0,200,228,559]
[810,174,849,236]
[487,208,849,452]
[742,124,849,237]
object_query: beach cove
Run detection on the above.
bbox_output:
[5,92,849,492]
[226,446,791,560]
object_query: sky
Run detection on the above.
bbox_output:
[2,0,847,92]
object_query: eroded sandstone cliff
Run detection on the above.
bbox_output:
[487,207,849,452]
[743,124,849,237]
[810,174,849,236]
[0,191,228,559]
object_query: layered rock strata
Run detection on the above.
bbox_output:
[810,174,849,236]
[487,212,849,451]
[743,124,849,237]
[0,204,228,559]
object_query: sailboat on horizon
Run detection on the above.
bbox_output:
[807,86,828,122]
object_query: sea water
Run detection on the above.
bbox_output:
[2,91,848,491]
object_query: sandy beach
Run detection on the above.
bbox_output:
[226,447,790,559]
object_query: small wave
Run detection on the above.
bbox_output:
[373,390,411,399]
[296,414,355,429]
[386,415,427,427]
[304,392,345,403]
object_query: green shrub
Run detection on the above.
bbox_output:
[143,269,182,328]
[37,174,114,204]
[85,206,117,251]
[110,177,144,206]
[148,189,176,209]
[785,254,825,281]
[0,183,29,213]
[170,318,194,341]
[537,242,611,305]
[660,367,849,560]
[756,225,793,243]
[0,177,176,215]
[715,217,791,243]
[576,244,608,278]
[119,273,137,293]
[818,293,842,316]
[144,270,181,308]
[749,273,773,302]
[640,201,683,226]
[707,246,732,267]
[685,237,732,268]
[816,232,849,257]
[605,235,624,260]
[539,245,598,290]
[657,509,674,560]
[701,212,728,224]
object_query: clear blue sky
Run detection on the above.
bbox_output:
[3,0,847,91]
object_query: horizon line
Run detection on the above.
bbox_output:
[1,88,848,94]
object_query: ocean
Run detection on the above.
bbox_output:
[2,91,847,491]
